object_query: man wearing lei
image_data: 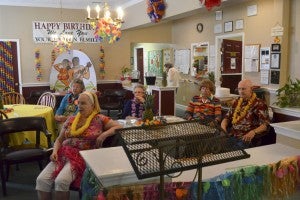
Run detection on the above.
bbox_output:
[221,79,270,148]
[36,91,122,199]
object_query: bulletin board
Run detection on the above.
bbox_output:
[244,44,260,72]
[174,49,190,74]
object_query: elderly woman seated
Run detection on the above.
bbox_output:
[184,79,222,124]
[36,91,122,200]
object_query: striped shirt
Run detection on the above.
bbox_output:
[184,95,222,123]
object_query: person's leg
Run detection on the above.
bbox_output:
[36,162,56,200]
[54,161,76,200]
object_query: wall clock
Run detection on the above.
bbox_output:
[196,23,203,33]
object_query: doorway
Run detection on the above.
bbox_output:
[0,39,21,93]
[215,33,244,93]
[136,48,144,85]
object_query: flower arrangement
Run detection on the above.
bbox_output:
[120,65,132,81]
[34,48,42,81]
[147,0,166,23]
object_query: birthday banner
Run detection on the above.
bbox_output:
[32,21,101,43]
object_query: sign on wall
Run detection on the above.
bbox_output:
[32,21,100,43]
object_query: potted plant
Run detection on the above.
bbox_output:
[275,78,300,107]
[120,65,132,86]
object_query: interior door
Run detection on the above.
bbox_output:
[136,48,144,84]
[0,41,20,93]
[221,39,242,93]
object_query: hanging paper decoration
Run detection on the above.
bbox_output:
[53,40,71,53]
[99,45,105,79]
[0,41,14,92]
[147,0,166,23]
[199,0,221,11]
[94,19,122,44]
[34,48,42,81]
[51,49,56,66]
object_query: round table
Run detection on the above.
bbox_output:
[4,104,57,147]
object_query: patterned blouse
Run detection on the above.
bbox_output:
[55,93,79,116]
[224,96,270,138]
[52,114,110,188]
[184,95,222,123]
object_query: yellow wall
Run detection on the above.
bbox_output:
[1,0,298,107]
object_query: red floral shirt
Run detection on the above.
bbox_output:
[225,97,270,138]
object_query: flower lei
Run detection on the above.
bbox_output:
[131,99,144,118]
[232,93,256,125]
[147,0,166,23]
[70,111,98,136]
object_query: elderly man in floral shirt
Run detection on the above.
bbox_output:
[221,79,270,148]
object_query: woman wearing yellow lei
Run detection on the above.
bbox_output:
[36,91,122,200]
[221,79,270,148]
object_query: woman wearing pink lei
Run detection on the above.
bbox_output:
[36,91,122,200]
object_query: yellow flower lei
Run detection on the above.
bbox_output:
[70,111,98,136]
[232,93,256,125]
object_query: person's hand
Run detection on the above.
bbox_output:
[242,130,255,142]
[96,136,105,148]
[55,115,67,122]
[50,151,58,162]
[135,96,145,103]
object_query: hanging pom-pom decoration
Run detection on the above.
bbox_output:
[147,0,166,23]
[99,45,105,79]
[199,0,221,11]
[34,48,42,81]
[51,49,56,66]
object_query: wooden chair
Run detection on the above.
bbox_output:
[0,117,52,196]
[2,92,26,105]
[0,110,8,120]
[37,92,56,110]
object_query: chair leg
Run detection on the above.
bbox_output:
[0,164,7,196]
[107,109,110,116]
[5,165,9,181]
[38,161,43,170]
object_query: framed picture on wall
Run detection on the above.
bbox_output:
[270,70,280,84]
[235,19,244,30]
[271,43,281,52]
[271,53,280,69]
[215,10,223,20]
[224,21,233,32]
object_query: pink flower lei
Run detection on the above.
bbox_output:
[131,99,144,118]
